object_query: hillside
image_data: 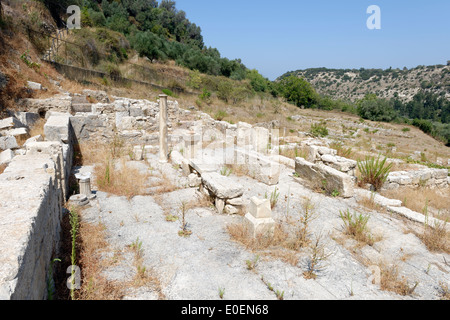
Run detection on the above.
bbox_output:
[280,65,450,103]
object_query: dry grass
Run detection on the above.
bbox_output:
[438,282,450,300]
[339,209,379,246]
[279,146,309,160]
[378,262,419,296]
[381,187,450,221]
[225,163,249,177]
[55,213,125,301]
[29,118,46,138]
[227,223,300,265]
[357,193,381,212]
[186,192,214,210]
[227,200,321,267]
[95,159,149,200]
[415,220,449,253]
[126,238,164,298]
[303,232,332,280]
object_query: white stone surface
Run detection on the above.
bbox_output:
[201,172,244,199]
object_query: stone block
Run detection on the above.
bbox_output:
[27,81,42,90]
[14,112,40,128]
[248,197,272,219]
[0,149,14,165]
[294,157,355,198]
[188,173,202,188]
[224,205,239,215]
[215,198,225,214]
[0,136,18,150]
[234,148,280,185]
[202,172,244,199]
[244,213,276,238]
[0,117,24,130]
[253,127,269,153]
[44,114,71,143]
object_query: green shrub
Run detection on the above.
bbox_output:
[214,110,228,121]
[310,121,329,138]
[162,88,175,97]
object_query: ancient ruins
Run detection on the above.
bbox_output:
[0,89,449,300]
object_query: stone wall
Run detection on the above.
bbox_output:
[383,168,449,190]
[0,114,74,300]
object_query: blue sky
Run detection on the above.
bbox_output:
[175,0,450,80]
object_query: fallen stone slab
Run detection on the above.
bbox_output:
[201,172,244,200]
[3,127,28,138]
[269,154,295,169]
[0,153,64,300]
[68,194,89,207]
[294,157,355,198]
[23,135,44,147]
[387,206,450,231]
[27,81,42,90]
[12,112,40,128]
[0,117,24,130]
[189,158,219,176]
[170,150,191,175]
[0,149,14,165]
[355,189,402,207]
[0,136,19,150]
[71,103,92,113]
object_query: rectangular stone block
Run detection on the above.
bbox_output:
[234,148,280,185]
[295,157,355,198]
[0,136,18,150]
[0,117,24,130]
[44,114,71,143]
[244,213,276,238]
[248,197,272,219]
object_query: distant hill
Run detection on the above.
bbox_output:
[278,65,450,102]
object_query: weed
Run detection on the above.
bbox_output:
[214,110,228,121]
[419,211,449,253]
[339,209,375,246]
[20,50,41,72]
[246,255,260,271]
[178,201,192,237]
[357,156,393,191]
[330,141,353,158]
[69,208,80,300]
[303,232,332,280]
[220,167,232,177]
[218,287,225,299]
[47,258,61,300]
[378,262,419,296]
[265,187,280,209]
[275,290,285,300]
[438,282,450,300]
[331,190,340,197]
[261,276,283,299]
[292,198,318,249]
[165,214,179,222]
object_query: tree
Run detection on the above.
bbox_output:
[131,31,167,62]
[278,75,318,108]
[357,98,398,122]
[247,69,268,92]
